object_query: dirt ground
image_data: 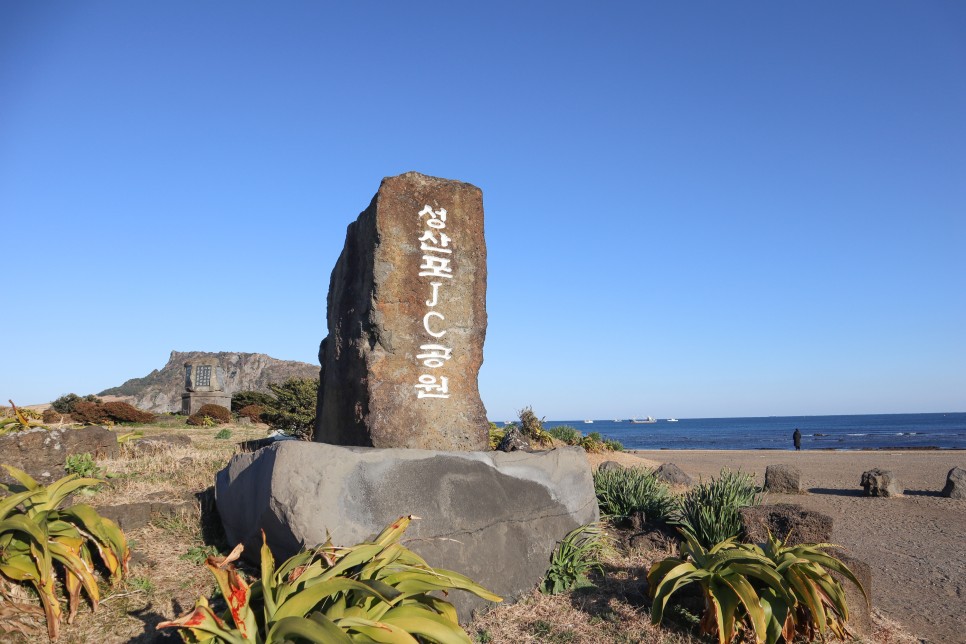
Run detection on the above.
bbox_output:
[626,449,966,644]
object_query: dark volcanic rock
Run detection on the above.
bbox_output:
[0,426,118,484]
[740,503,833,545]
[99,350,318,413]
[861,468,902,497]
[597,460,624,473]
[942,466,966,499]
[655,462,692,486]
[496,426,531,452]
[763,464,803,494]
[315,172,489,450]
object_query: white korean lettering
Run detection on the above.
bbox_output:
[415,374,449,398]
[419,230,452,254]
[418,204,447,229]
[419,255,453,279]
[423,311,446,338]
[416,344,452,368]
[425,281,442,307]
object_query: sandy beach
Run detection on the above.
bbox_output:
[616,449,966,643]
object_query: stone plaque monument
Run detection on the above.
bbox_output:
[315,172,489,450]
[181,358,231,415]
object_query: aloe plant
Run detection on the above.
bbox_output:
[0,465,130,640]
[648,529,867,644]
[540,523,606,595]
[159,515,501,642]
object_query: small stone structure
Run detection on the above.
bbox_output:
[315,172,489,450]
[861,468,902,497]
[740,503,833,545]
[216,441,598,621]
[763,464,803,493]
[942,466,965,499]
[181,358,230,415]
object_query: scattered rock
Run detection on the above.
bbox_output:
[216,441,598,621]
[763,464,803,494]
[496,426,531,452]
[655,462,692,486]
[740,503,833,545]
[315,172,490,450]
[0,426,118,485]
[597,460,623,473]
[127,434,192,456]
[96,500,196,531]
[942,467,966,499]
[861,468,902,497]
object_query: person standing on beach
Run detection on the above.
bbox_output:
[793,428,802,450]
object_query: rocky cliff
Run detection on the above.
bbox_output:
[100,351,318,413]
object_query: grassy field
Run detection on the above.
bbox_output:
[1,417,921,643]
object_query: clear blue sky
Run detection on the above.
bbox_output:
[2,2,963,420]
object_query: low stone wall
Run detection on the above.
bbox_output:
[0,426,118,484]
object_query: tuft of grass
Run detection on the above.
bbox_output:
[594,466,677,524]
[214,427,232,440]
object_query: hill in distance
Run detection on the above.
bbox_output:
[99,350,319,413]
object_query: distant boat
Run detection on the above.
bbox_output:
[583,420,594,424]
[613,419,623,423]
[666,418,679,422]
[631,417,657,424]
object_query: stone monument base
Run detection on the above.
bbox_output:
[215,442,598,621]
[181,392,231,416]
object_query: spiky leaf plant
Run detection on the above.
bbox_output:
[672,469,762,548]
[0,465,130,640]
[540,523,606,595]
[159,515,501,643]
[593,466,677,524]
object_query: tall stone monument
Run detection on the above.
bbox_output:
[181,358,230,415]
[315,172,489,450]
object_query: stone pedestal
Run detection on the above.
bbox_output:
[215,442,598,621]
[181,392,232,416]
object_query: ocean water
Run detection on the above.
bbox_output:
[510,413,966,451]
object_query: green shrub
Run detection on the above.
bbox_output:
[548,425,582,445]
[648,529,867,644]
[51,393,101,414]
[230,390,275,412]
[0,465,130,640]
[541,523,606,595]
[101,401,154,424]
[214,428,232,440]
[261,378,318,439]
[187,404,231,426]
[158,515,501,642]
[517,406,552,446]
[603,438,624,452]
[594,466,677,524]
[672,469,762,549]
[488,426,506,450]
[65,453,102,478]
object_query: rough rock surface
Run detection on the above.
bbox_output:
[655,462,692,486]
[763,464,802,494]
[740,503,833,545]
[215,441,598,620]
[942,466,966,499]
[0,426,118,484]
[95,500,196,531]
[861,468,903,497]
[496,426,531,452]
[315,172,489,450]
[597,460,624,473]
[99,350,318,413]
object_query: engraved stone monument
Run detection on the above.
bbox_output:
[181,358,231,415]
[315,171,489,450]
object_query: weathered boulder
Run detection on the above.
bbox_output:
[215,441,598,620]
[763,464,803,494]
[861,468,902,497]
[942,466,966,499]
[597,460,624,473]
[496,426,531,452]
[740,503,833,545]
[0,426,118,484]
[655,462,692,486]
[315,172,489,450]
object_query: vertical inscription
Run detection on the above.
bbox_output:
[414,204,452,399]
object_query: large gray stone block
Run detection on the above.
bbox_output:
[215,441,598,620]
